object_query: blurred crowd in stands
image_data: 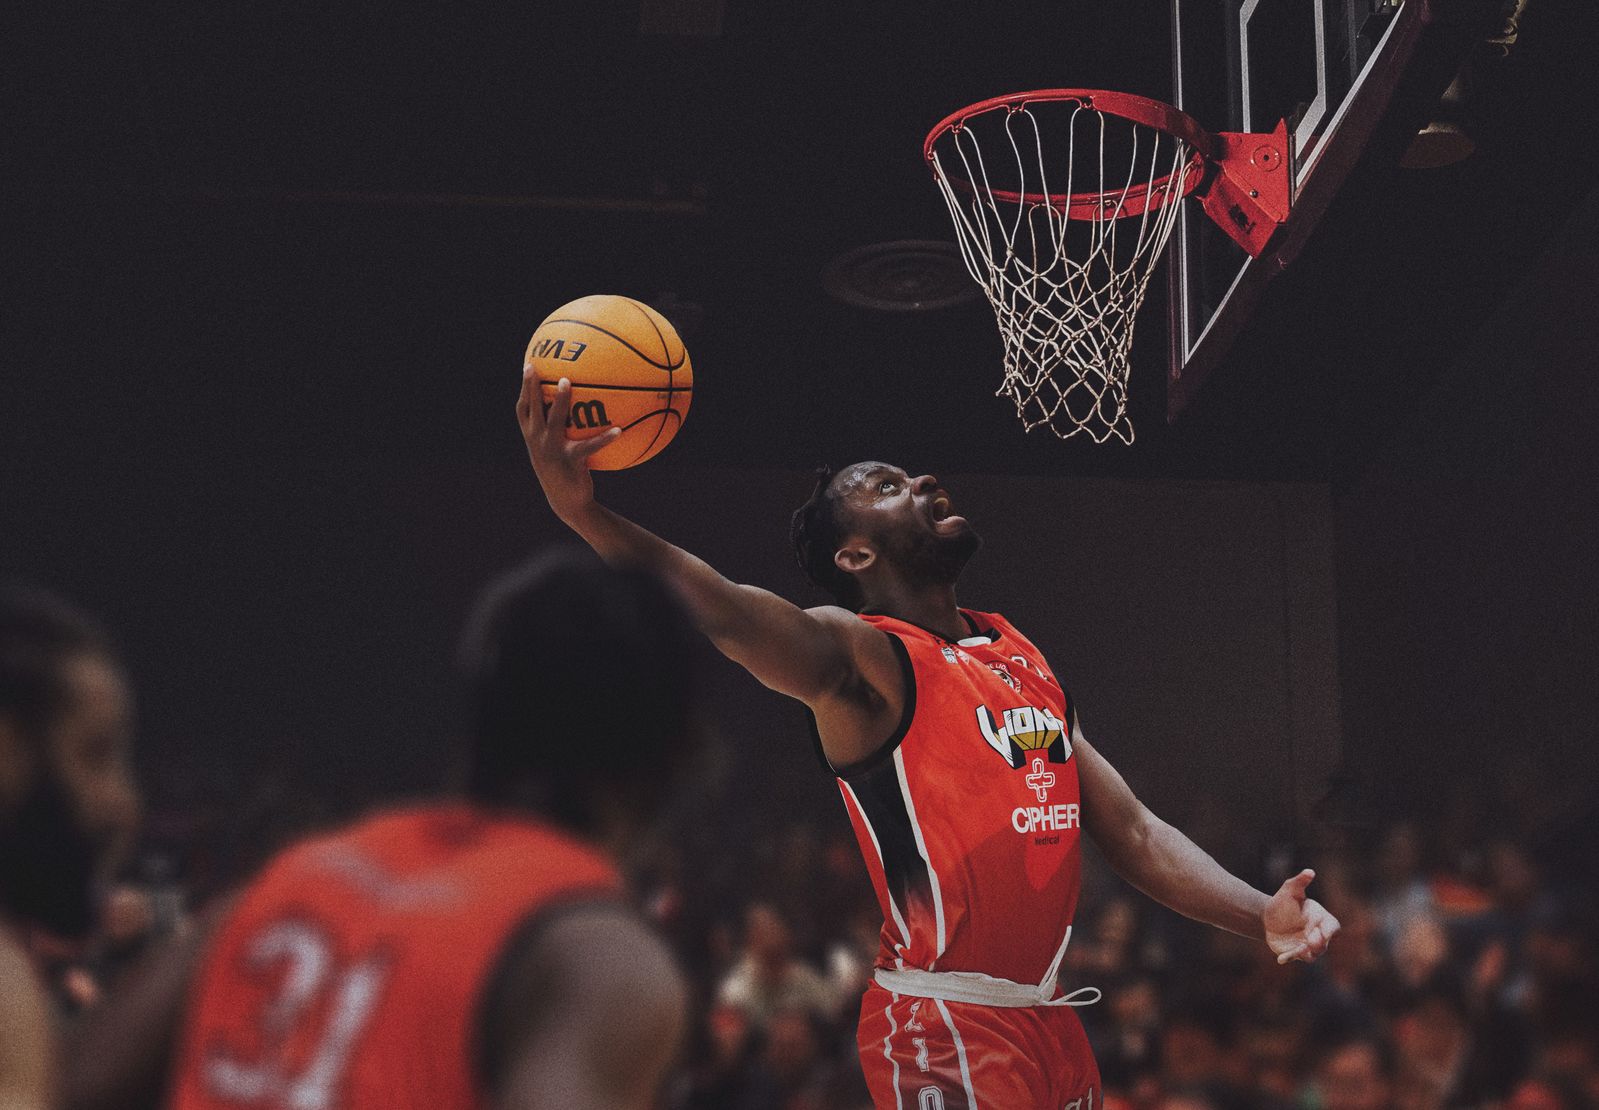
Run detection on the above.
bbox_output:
[32,757,1590,1110]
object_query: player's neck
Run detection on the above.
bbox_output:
[861,582,965,642]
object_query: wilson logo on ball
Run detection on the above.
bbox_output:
[542,399,612,429]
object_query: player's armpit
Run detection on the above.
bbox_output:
[481,904,687,1110]
[806,614,913,769]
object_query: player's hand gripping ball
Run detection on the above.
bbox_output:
[524,295,693,470]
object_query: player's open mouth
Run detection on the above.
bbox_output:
[930,494,965,532]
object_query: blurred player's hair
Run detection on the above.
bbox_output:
[0,581,113,740]
[789,465,863,611]
[458,549,700,833]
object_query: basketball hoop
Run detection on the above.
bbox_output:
[925,90,1289,443]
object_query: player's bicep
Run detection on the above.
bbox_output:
[1072,729,1157,865]
[483,906,687,1110]
[704,589,859,702]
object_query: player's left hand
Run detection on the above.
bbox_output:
[1264,868,1341,965]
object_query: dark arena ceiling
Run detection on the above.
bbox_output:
[11,0,1599,483]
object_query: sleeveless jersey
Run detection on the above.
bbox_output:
[168,803,620,1110]
[831,609,1084,987]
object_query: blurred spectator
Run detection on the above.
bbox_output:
[1157,1005,1240,1101]
[718,902,837,1030]
[1236,1020,1304,1105]
[1155,1090,1221,1110]
[732,1006,836,1110]
[1313,1037,1395,1110]
[1392,986,1472,1108]
[675,1002,759,1109]
[823,903,884,1015]
[1371,826,1437,952]
[1093,974,1163,1090]
[1391,915,1452,991]
[1307,898,1383,1040]
[0,583,141,1104]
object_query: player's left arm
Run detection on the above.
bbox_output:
[1074,730,1339,964]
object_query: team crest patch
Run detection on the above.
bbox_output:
[986,660,1021,692]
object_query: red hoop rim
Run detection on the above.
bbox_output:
[924,88,1217,220]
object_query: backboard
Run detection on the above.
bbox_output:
[1167,0,1490,419]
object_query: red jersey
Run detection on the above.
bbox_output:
[168,803,620,1110]
[831,609,1083,988]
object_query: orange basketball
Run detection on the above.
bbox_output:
[524,295,693,470]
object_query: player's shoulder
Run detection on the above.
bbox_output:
[803,603,864,628]
[476,901,684,1096]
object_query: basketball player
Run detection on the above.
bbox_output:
[521,373,1340,1109]
[0,584,141,1109]
[65,553,698,1110]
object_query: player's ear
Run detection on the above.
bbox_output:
[834,542,875,576]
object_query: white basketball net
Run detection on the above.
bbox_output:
[930,101,1194,444]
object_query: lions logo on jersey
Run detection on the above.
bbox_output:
[976,704,1071,770]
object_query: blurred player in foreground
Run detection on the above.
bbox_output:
[68,553,700,1110]
[522,373,1340,1109]
[1,584,141,1109]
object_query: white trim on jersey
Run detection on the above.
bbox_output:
[840,780,913,960]
[882,991,905,1110]
[894,749,948,965]
[934,998,980,1109]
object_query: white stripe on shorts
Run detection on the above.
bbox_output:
[934,998,979,1110]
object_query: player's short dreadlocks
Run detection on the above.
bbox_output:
[789,465,864,611]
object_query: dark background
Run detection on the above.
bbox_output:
[4,0,1596,868]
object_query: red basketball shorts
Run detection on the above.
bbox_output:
[857,982,1102,1110]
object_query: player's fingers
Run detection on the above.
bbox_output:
[1276,944,1308,965]
[519,363,541,428]
[544,376,574,435]
[1284,868,1315,898]
[570,426,622,462]
[516,388,535,434]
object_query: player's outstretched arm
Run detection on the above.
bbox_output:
[1074,731,1340,964]
[517,367,897,720]
[482,906,687,1110]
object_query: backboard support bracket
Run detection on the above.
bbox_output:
[1200,120,1292,256]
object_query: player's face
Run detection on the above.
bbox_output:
[833,462,982,585]
[0,653,140,939]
